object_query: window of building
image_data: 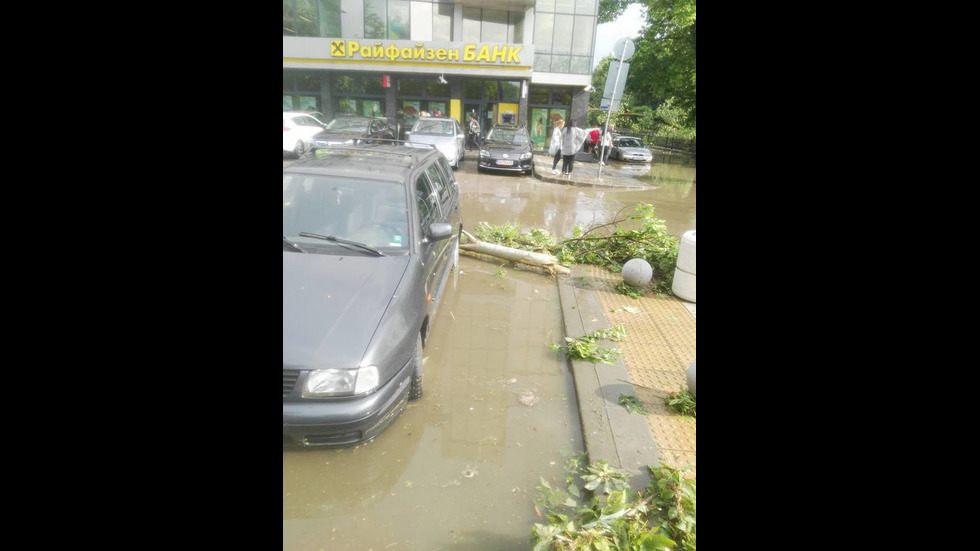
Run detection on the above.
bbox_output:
[410,1,432,40]
[482,9,508,43]
[575,0,594,15]
[462,7,481,39]
[318,0,341,36]
[500,81,521,102]
[432,2,453,41]
[552,14,573,54]
[554,0,575,14]
[364,0,387,38]
[572,15,594,56]
[388,0,410,39]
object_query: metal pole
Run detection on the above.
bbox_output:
[598,55,626,180]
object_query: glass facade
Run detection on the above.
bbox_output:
[532,0,595,74]
[284,0,455,40]
[285,1,595,132]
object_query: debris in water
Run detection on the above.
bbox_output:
[519,390,540,407]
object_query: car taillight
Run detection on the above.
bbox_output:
[283,126,290,131]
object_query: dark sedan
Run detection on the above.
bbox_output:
[478,124,534,175]
[311,116,396,150]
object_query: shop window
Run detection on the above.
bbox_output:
[552,89,571,105]
[296,73,321,92]
[427,80,449,97]
[400,78,423,96]
[529,88,549,104]
[537,0,556,11]
[463,80,483,100]
[500,81,520,102]
[483,81,498,101]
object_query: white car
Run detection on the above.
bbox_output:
[405,117,465,169]
[283,112,327,158]
[610,136,654,163]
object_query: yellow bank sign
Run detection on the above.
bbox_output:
[327,38,531,66]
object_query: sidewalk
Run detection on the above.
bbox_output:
[532,154,653,190]
[557,249,697,489]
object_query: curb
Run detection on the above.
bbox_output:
[557,275,661,489]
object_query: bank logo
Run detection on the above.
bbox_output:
[331,41,345,57]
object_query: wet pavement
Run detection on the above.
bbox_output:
[283,150,696,549]
[283,256,584,550]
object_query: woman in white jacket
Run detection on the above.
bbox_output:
[560,120,599,176]
[549,119,565,174]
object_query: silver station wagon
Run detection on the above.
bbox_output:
[283,145,462,447]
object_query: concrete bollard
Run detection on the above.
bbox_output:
[672,230,696,302]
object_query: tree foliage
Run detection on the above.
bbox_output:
[598,0,634,24]
[628,1,696,126]
[590,2,697,131]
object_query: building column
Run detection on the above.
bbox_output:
[571,88,590,126]
[518,80,529,128]
[320,73,333,121]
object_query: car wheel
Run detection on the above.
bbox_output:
[293,141,305,158]
[408,334,423,401]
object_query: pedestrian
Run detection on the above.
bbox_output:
[467,113,481,149]
[560,120,598,176]
[549,119,565,174]
[600,128,613,165]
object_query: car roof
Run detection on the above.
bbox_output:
[283,111,318,117]
[489,124,526,131]
[283,145,440,183]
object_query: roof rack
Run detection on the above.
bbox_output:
[311,141,436,168]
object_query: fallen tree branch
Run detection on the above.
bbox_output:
[461,230,571,275]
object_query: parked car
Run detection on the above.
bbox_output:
[478,124,534,175]
[311,116,396,150]
[283,144,462,448]
[610,136,654,163]
[405,117,465,169]
[283,111,327,158]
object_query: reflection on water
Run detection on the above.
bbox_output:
[462,154,696,237]
[283,258,584,550]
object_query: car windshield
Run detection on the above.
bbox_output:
[283,174,409,255]
[326,118,369,132]
[412,120,454,136]
[619,138,644,148]
[485,127,529,145]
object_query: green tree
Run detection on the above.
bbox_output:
[598,0,633,23]
[628,0,697,126]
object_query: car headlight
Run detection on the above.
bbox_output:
[520,152,533,160]
[303,366,379,397]
[480,150,489,157]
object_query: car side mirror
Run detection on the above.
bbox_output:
[404,131,412,137]
[428,223,453,242]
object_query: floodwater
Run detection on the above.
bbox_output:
[468,151,696,238]
[282,152,695,550]
[283,256,583,550]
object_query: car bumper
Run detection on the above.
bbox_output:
[479,158,533,172]
[283,359,412,448]
[619,155,652,163]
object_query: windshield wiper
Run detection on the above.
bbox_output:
[299,232,385,257]
[283,235,304,253]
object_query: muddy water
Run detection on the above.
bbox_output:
[283,257,583,550]
[466,152,696,237]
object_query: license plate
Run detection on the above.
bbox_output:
[497,160,514,166]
